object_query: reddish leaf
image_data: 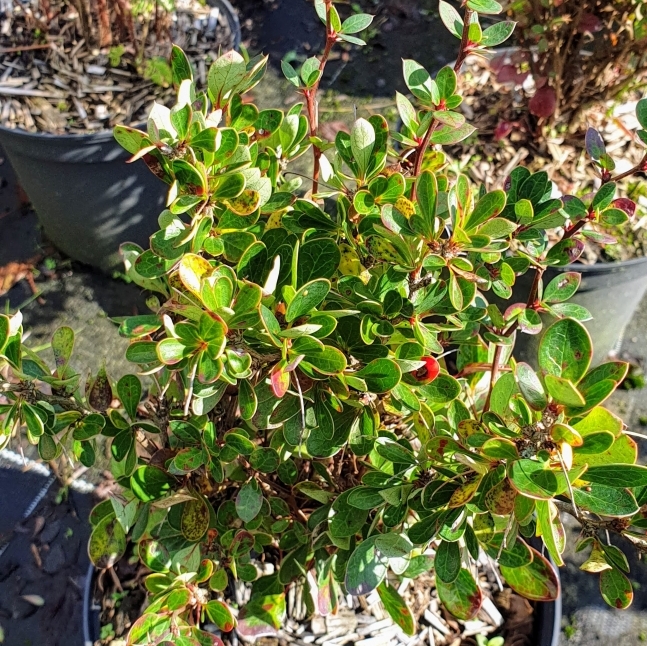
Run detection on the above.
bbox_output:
[529,86,557,119]
[270,364,290,398]
[494,121,514,141]
[496,64,518,84]
[612,198,636,218]
[578,12,603,33]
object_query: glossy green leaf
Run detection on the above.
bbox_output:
[599,568,633,609]
[131,466,175,502]
[538,318,592,383]
[581,464,647,487]
[544,374,585,407]
[236,480,264,523]
[572,484,638,517]
[435,540,461,583]
[345,537,389,596]
[285,279,330,322]
[355,358,402,393]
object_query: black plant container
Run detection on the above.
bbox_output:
[0,0,240,273]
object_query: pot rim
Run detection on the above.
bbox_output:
[564,254,647,271]
[0,0,240,143]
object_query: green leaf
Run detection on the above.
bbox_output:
[297,238,341,287]
[341,13,374,34]
[89,516,126,568]
[355,358,402,393]
[126,341,159,364]
[542,272,581,303]
[581,464,647,488]
[573,431,615,455]
[402,59,437,104]
[436,569,482,620]
[330,490,369,538]
[236,479,264,523]
[480,21,516,46]
[249,447,280,473]
[430,123,476,145]
[481,438,519,460]
[239,380,258,421]
[205,600,237,632]
[538,318,591,383]
[509,459,579,500]
[117,374,142,420]
[572,484,638,517]
[439,1,464,38]
[38,434,58,461]
[113,125,149,154]
[465,190,506,231]
[208,50,247,105]
[225,432,256,456]
[637,98,647,129]
[544,375,585,407]
[417,374,461,403]
[347,487,386,510]
[281,59,300,87]
[351,118,375,178]
[131,466,174,502]
[490,372,516,417]
[500,548,560,601]
[377,583,416,636]
[170,45,193,85]
[345,537,389,595]
[599,568,633,609]
[303,345,348,375]
[467,0,503,14]
[375,438,417,465]
[536,500,564,567]
[285,279,330,322]
[435,540,461,583]
[436,66,457,100]
[51,326,74,370]
[300,56,321,87]
[515,362,547,410]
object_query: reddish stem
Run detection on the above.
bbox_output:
[410,8,473,199]
[306,0,336,195]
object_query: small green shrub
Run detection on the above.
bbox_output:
[2,1,647,644]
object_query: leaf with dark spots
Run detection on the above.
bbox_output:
[500,547,560,601]
[599,568,633,609]
[436,569,482,620]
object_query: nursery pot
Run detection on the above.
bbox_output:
[511,256,647,366]
[0,0,240,273]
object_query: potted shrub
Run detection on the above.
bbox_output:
[424,0,647,362]
[2,1,647,645]
[0,0,240,271]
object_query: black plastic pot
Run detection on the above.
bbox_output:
[0,0,240,273]
[510,256,647,366]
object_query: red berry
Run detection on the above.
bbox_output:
[414,356,440,384]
